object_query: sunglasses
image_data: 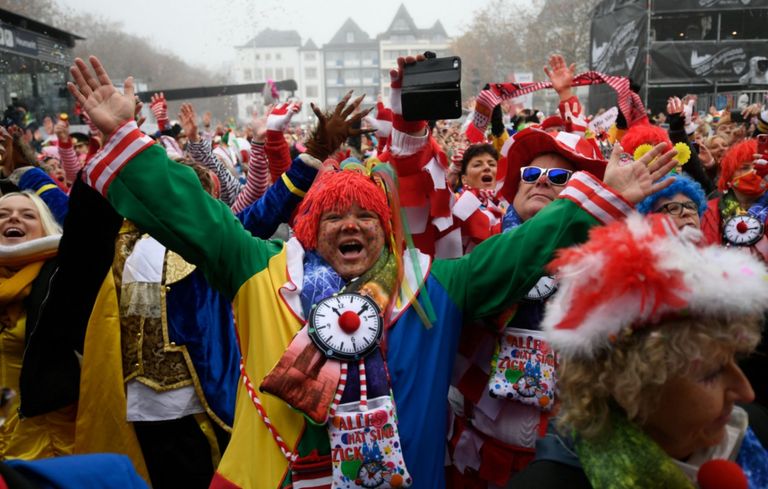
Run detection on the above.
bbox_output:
[655,200,698,216]
[520,166,573,186]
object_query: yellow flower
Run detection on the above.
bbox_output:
[673,142,691,166]
[633,144,654,163]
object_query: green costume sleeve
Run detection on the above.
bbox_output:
[83,122,280,299]
[431,172,633,319]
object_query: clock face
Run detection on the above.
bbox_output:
[524,275,558,302]
[307,293,383,361]
[723,215,764,247]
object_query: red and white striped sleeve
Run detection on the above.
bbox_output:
[231,142,270,214]
[58,139,82,185]
[81,121,154,197]
[559,172,633,224]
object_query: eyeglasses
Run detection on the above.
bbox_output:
[655,200,698,216]
[520,166,573,186]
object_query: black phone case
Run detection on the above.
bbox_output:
[401,57,462,121]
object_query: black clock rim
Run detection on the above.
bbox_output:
[723,215,765,247]
[307,293,384,361]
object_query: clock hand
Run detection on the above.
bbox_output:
[357,302,370,315]
[331,307,342,316]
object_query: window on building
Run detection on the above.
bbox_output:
[286,67,295,79]
[720,10,768,40]
[344,51,360,63]
[304,52,317,61]
[306,85,318,97]
[265,68,274,79]
[651,13,716,41]
[346,32,354,43]
[362,50,378,64]
[255,53,260,60]
[276,52,282,60]
[276,68,284,80]
[254,68,263,80]
[363,69,378,83]
[305,67,317,79]
[266,53,272,60]
[347,69,361,82]
[244,69,252,81]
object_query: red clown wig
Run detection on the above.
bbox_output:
[618,123,672,157]
[718,138,757,193]
[293,170,392,250]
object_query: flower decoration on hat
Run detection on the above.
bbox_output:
[632,142,691,169]
[541,213,768,359]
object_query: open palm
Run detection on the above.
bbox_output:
[604,142,678,204]
[67,56,135,137]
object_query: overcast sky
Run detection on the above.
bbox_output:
[57,0,503,72]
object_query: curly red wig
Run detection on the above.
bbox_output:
[293,170,392,250]
[719,138,757,192]
[618,124,672,157]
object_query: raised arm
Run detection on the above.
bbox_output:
[180,102,243,206]
[236,153,319,238]
[230,104,281,213]
[545,54,587,136]
[55,119,82,186]
[666,96,715,195]
[264,101,300,184]
[67,56,274,299]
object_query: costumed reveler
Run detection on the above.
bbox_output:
[66,55,676,489]
[512,214,768,488]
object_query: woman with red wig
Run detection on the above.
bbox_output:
[701,139,768,261]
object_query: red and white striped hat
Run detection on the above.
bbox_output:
[542,213,768,359]
[498,126,606,201]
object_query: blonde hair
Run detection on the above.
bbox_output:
[0,191,62,236]
[556,316,761,440]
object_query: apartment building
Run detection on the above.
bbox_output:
[233,4,451,121]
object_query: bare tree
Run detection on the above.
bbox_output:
[451,0,601,101]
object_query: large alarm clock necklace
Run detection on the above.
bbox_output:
[722,191,768,247]
[307,292,383,361]
[307,289,386,414]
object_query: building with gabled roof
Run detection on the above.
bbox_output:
[322,18,381,109]
[232,5,451,121]
[376,4,452,99]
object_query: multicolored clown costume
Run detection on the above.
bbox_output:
[80,120,634,489]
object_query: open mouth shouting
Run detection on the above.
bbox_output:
[338,239,364,259]
[1,226,27,243]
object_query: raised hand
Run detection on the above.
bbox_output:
[306,91,374,161]
[150,92,169,128]
[178,103,199,142]
[67,56,135,138]
[266,101,302,132]
[544,54,575,98]
[604,142,678,204]
[250,104,271,143]
[666,96,684,115]
[53,120,69,143]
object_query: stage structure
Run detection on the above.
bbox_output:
[0,8,83,124]
[590,0,768,114]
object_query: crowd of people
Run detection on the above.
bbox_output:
[0,50,767,489]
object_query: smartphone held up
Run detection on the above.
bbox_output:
[401,52,462,122]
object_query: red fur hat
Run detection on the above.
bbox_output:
[293,170,392,250]
[618,124,671,157]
